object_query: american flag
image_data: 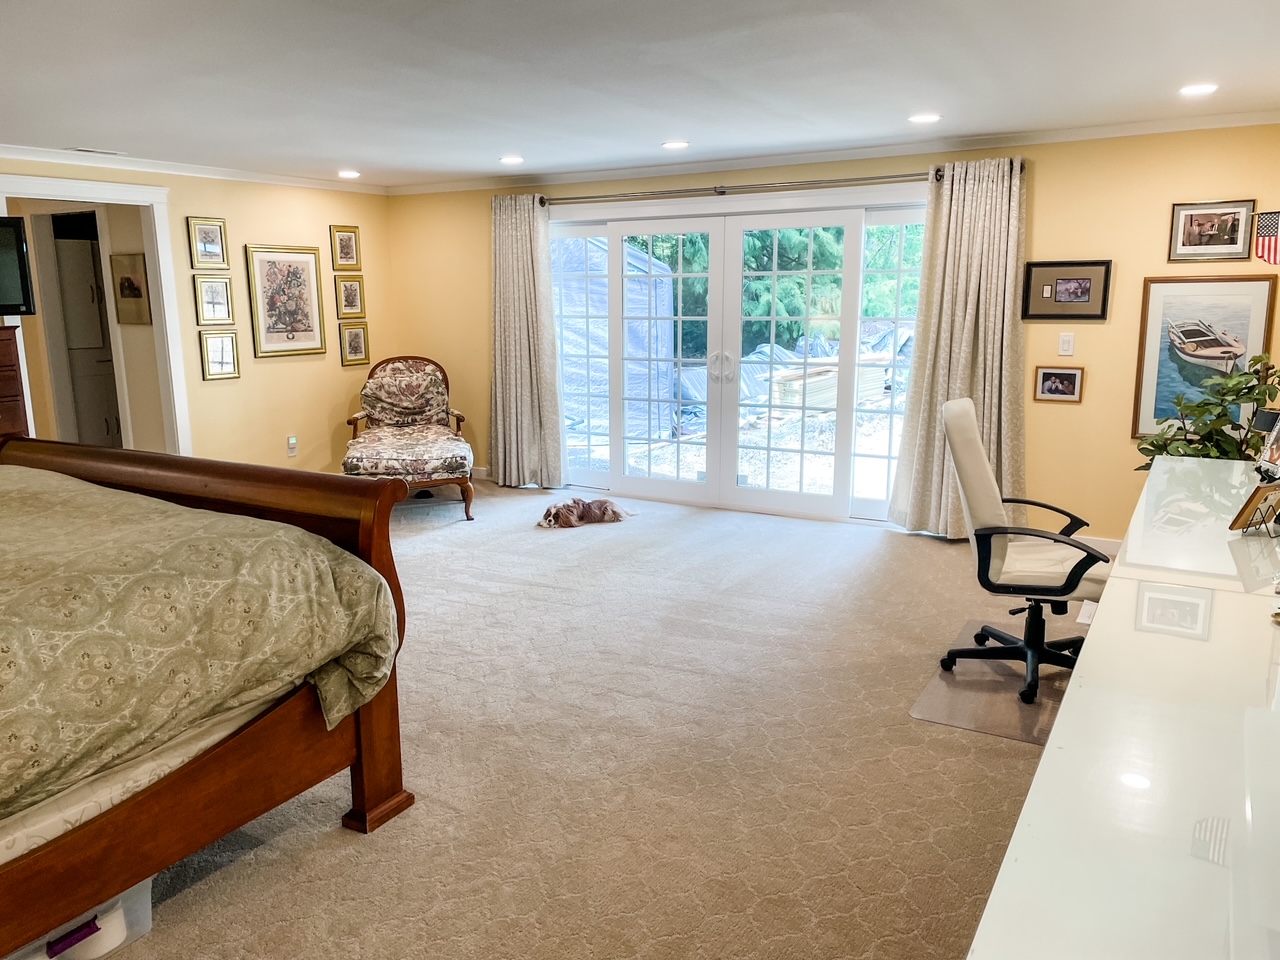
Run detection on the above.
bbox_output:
[1257,211,1280,265]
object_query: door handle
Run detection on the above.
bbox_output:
[708,351,721,383]
[721,354,737,382]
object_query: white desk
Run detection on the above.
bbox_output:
[968,456,1280,960]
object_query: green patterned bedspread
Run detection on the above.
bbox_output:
[0,464,399,819]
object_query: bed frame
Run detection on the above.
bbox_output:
[0,436,415,955]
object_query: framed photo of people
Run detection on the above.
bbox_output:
[1022,260,1111,320]
[1169,200,1255,262]
[244,244,326,357]
[1132,275,1277,437]
[1034,366,1083,402]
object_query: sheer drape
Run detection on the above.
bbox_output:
[888,158,1026,537]
[490,194,564,488]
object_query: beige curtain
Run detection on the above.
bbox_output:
[491,195,564,488]
[888,158,1026,537]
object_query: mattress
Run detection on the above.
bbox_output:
[0,697,279,867]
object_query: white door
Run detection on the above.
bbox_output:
[56,238,121,448]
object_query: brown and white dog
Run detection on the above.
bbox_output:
[537,497,631,528]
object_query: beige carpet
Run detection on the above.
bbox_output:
[131,484,1042,960]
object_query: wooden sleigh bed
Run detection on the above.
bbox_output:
[0,436,415,955]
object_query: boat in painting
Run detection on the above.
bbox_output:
[1166,319,1245,373]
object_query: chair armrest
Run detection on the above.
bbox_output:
[449,408,466,435]
[346,410,367,439]
[1001,497,1088,536]
[973,525,1110,598]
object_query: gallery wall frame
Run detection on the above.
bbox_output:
[109,253,152,325]
[1131,275,1277,437]
[1169,200,1255,262]
[338,320,370,366]
[187,217,229,269]
[244,244,325,357]
[193,275,234,326]
[335,275,365,319]
[330,225,361,271]
[1022,260,1111,319]
[199,329,240,380]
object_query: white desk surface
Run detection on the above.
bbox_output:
[968,456,1280,960]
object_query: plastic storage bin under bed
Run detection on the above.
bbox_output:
[4,878,152,960]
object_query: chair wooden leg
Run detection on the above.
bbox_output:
[459,478,475,520]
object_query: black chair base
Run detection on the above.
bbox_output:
[939,600,1082,704]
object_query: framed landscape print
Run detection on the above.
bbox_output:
[1034,366,1083,402]
[199,329,240,380]
[330,225,361,271]
[1169,200,1255,261]
[244,245,326,357]
[187,217,229,269]
[339,320,370,365]
[335,275,365,319]
[193,275,233,325]
[1022,260,1111,319]
[1131,275,1277,437]
[109,253,152,325]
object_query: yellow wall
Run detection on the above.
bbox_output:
[4,125,1279,537]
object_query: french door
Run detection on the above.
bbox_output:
[552,205,920,520]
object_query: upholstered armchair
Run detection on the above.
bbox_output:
[342,356,475,520]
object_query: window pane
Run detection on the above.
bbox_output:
[852,456,889,501]
[743,230,775,271]
[802,454,835,495]
[679,319,708,360]
[651,234,680,272]
[680,277,708,318]
[769,452,802,492]
[900,274,920,319]
[777,229,811,271]
[743,275,773,317]
[810,275,842,317]
[623,236,649,270]
[681,233,710,273]
[854,412,890,456]
[861,273,898,318]
[902,223,925,268]
[775,275,808,317]
[863,225,899,270]
[811,227,845,270]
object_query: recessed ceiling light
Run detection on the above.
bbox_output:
[337,170,360,179]
[1120,773,1151,790]
[662,140,690,151]
[500,155,524,165]
[1180,83,1218,97]
[908,113,941,124]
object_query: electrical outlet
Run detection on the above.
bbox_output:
[1058,332,1075,356]
[287,435,297,457]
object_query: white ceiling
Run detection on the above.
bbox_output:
[6,0,1280,191]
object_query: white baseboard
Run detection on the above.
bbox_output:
[472,466,490,481]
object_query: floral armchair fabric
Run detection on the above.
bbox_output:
[343,356,475,519]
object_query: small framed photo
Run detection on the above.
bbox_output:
[199,329,240,380]
[338,320,370,366]
[1034,366,1083,402]
[193,275,233,326]
[335,275,366,319]
[109,253,151,325]
[1169,200,1255,261]
[1229,481,1280,531]
[1135,581,1211,640]
[330,225,361,271]
[245,244,326,357]
[187,217,229,269]
[1259,420,1280,483]
[1022,260,1111,319]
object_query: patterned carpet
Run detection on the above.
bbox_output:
[137,484,1042,960]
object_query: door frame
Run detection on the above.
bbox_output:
[0,174,190,454]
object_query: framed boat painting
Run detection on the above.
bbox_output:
[1132,275,1277,437]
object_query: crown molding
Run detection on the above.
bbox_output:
[0,144,389,195]
[387,109,1280,196]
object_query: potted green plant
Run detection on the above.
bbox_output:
[1136,354,1279,470]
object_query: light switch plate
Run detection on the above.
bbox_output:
[287,435,298,457]
[1058,332,1075,356]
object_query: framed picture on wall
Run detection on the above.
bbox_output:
[338,321,370,365]
[199,329,240,380]
[1132,275,1277,437]
[193,275,234,325]
[187,217,229,269]
[330,225,361,271]
[1034,366,1083,402]
[1169,200,1255,261]
[1022,260,1111,319]
[244,244,326,357]
[335,275,365,319]
[109,253,152,325]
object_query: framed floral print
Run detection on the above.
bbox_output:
[338,320,370,365]
[199,329,240,380]
[330,225,361,271]
[187,217,229,269]
[244,244,326,357]
[193,274,233,326]
[335,275,365,319]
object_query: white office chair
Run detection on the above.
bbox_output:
[939,397,1111,703]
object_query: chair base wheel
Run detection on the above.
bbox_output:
[1019,686,1038,704]
[940,656,956,672]
[973,633,989,646]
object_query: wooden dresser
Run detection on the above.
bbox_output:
[0,325,29,436]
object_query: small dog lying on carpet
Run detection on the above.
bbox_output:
[537,497,631,528]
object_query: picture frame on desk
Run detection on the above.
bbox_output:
[1134,581,1212,641]
[1228,481,1280,532]
[1131,275,1277,437]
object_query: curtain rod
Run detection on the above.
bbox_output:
[538,171,929,206]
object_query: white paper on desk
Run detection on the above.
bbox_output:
[1077,600,1098,625]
